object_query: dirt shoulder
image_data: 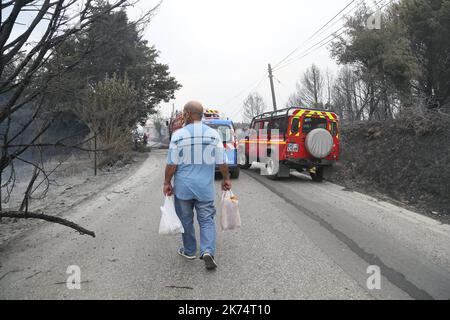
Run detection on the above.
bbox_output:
[0,152,150,248]
[326,112,450,224]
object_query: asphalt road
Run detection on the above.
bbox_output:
[1,150,450,299]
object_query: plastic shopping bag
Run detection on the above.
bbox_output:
[220,190,241,231]
[159,196,184,235]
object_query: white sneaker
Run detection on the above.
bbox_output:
[177,248,196,260]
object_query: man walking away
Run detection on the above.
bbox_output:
[163,101,231,270]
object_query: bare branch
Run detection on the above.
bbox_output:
[0,0,129,122]
[19,166,40,213]
[6,135,113,153]
[1,1,17,10]
[0,211,96,237]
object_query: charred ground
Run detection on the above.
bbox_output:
[327,111,450,223]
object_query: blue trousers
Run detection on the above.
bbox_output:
[174,196,217,257]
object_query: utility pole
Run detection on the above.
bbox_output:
[169,103,175,127]
[268,64,277,111]
[168,103,175,140]
[94,133,97,176]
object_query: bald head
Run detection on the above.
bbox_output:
[183,101,204,123]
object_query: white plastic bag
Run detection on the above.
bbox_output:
[220,190,241,231]
[159,196,184,235]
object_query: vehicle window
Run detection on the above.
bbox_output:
[270,117,287,134]
[207,124,232,142]
[257,121,269,135]
[331,122,338,136]
[302,117,327,134]
[291,118,300,134]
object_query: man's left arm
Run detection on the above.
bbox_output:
[214,134,231,191]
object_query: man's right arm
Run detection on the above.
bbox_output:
[219,164,231,191]
[163,165,177,196]
[164,133,179,196]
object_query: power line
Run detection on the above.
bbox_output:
[283,0,365,58]
[273,0,358,70]
[273,0,393,72]
[228,76,267,119]
[221,1,361,119]
[273,27,346,72]
[273,75,288,89]
[225,73,268,119]
[274,0,391,71]
[221,0,394,120]
[222,72,267,107]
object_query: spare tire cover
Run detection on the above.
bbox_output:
[305,128,333,159]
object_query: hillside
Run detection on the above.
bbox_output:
[327,110,450,222]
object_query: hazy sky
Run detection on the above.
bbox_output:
[128,0,371,121]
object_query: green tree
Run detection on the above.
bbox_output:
[396,0,450,107]
[331,2,419,119]
[77,74,138,165]
[46,6,181,124]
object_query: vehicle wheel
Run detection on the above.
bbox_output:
[310,166,324,182]
[230,167,240,179]
[238,152,251,170]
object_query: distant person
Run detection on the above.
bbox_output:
[133,130,140,150]
[163,101,231,270]
[143,133,148,145]
[242,127,249,138]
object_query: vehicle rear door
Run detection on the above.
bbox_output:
[287,113,304,159]
[269,117,288,161]
[301,115,328,158]
[223,124,237,165]
[247,121,260,161]
[258,120,269,161]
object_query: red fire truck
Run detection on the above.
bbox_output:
[238,107,340,182]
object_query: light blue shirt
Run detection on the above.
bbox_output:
[167,122,226,202]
